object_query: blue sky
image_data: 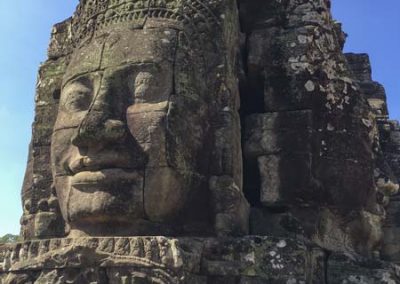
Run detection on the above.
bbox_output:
[0,1,399,236]
[332,1,400,121]
[0,1,78,236]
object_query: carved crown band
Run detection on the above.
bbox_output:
[71,0,224,46]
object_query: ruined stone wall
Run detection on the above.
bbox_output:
[238,0,390,257]
[344,52,400,262]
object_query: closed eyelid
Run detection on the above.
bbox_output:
[60,79,95,112]
[63,80,92,95]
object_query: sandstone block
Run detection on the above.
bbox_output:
[258,154,312,207]
[244,110,312,159]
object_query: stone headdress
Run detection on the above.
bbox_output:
[71,0,225,47]
[21,0,240,240]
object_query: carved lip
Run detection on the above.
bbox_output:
[69,154,136,174]
[71,169,141,189]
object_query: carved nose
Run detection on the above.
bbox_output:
[71,110,126,147]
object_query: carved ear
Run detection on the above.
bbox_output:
[210,176,249,237]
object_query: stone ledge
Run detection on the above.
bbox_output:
[0,236,320,283]
[1,236,399,283]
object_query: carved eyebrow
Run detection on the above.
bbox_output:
[62,76,93,93]
[62,70,102,89]
[102,62,158,75]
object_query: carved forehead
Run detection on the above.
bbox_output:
[64,27,178,83]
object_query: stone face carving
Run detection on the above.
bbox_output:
[8,0,400,283]
[48,0,248,237]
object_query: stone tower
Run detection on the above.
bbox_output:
[1,0,400,283]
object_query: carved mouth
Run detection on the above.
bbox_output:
[71,168,141,189]
[69,153,138,174]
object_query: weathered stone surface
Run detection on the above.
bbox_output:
[244,110,312,158]
[2,237,400,284]
[22,0,248,239]
[328,253,400,283]
[344,53,400,263]
[8,0,400,282]
[240,0,389,258]
[0,237,325,283]
[257,153,312,207]
[346,53,389,118]
[20,57,67,240]
[380,120,400,262]
[210,176,250,236]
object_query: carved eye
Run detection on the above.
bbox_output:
[61,83,92,112]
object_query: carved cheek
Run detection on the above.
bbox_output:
[144,167,186,222]
[126,104,169,167]
[51,128,78,176]
[53,176,71,223]
[51,128,79,222]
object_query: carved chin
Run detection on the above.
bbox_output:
[67,187,143,224]
[55,167,197,233]
[65,170,145,225]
